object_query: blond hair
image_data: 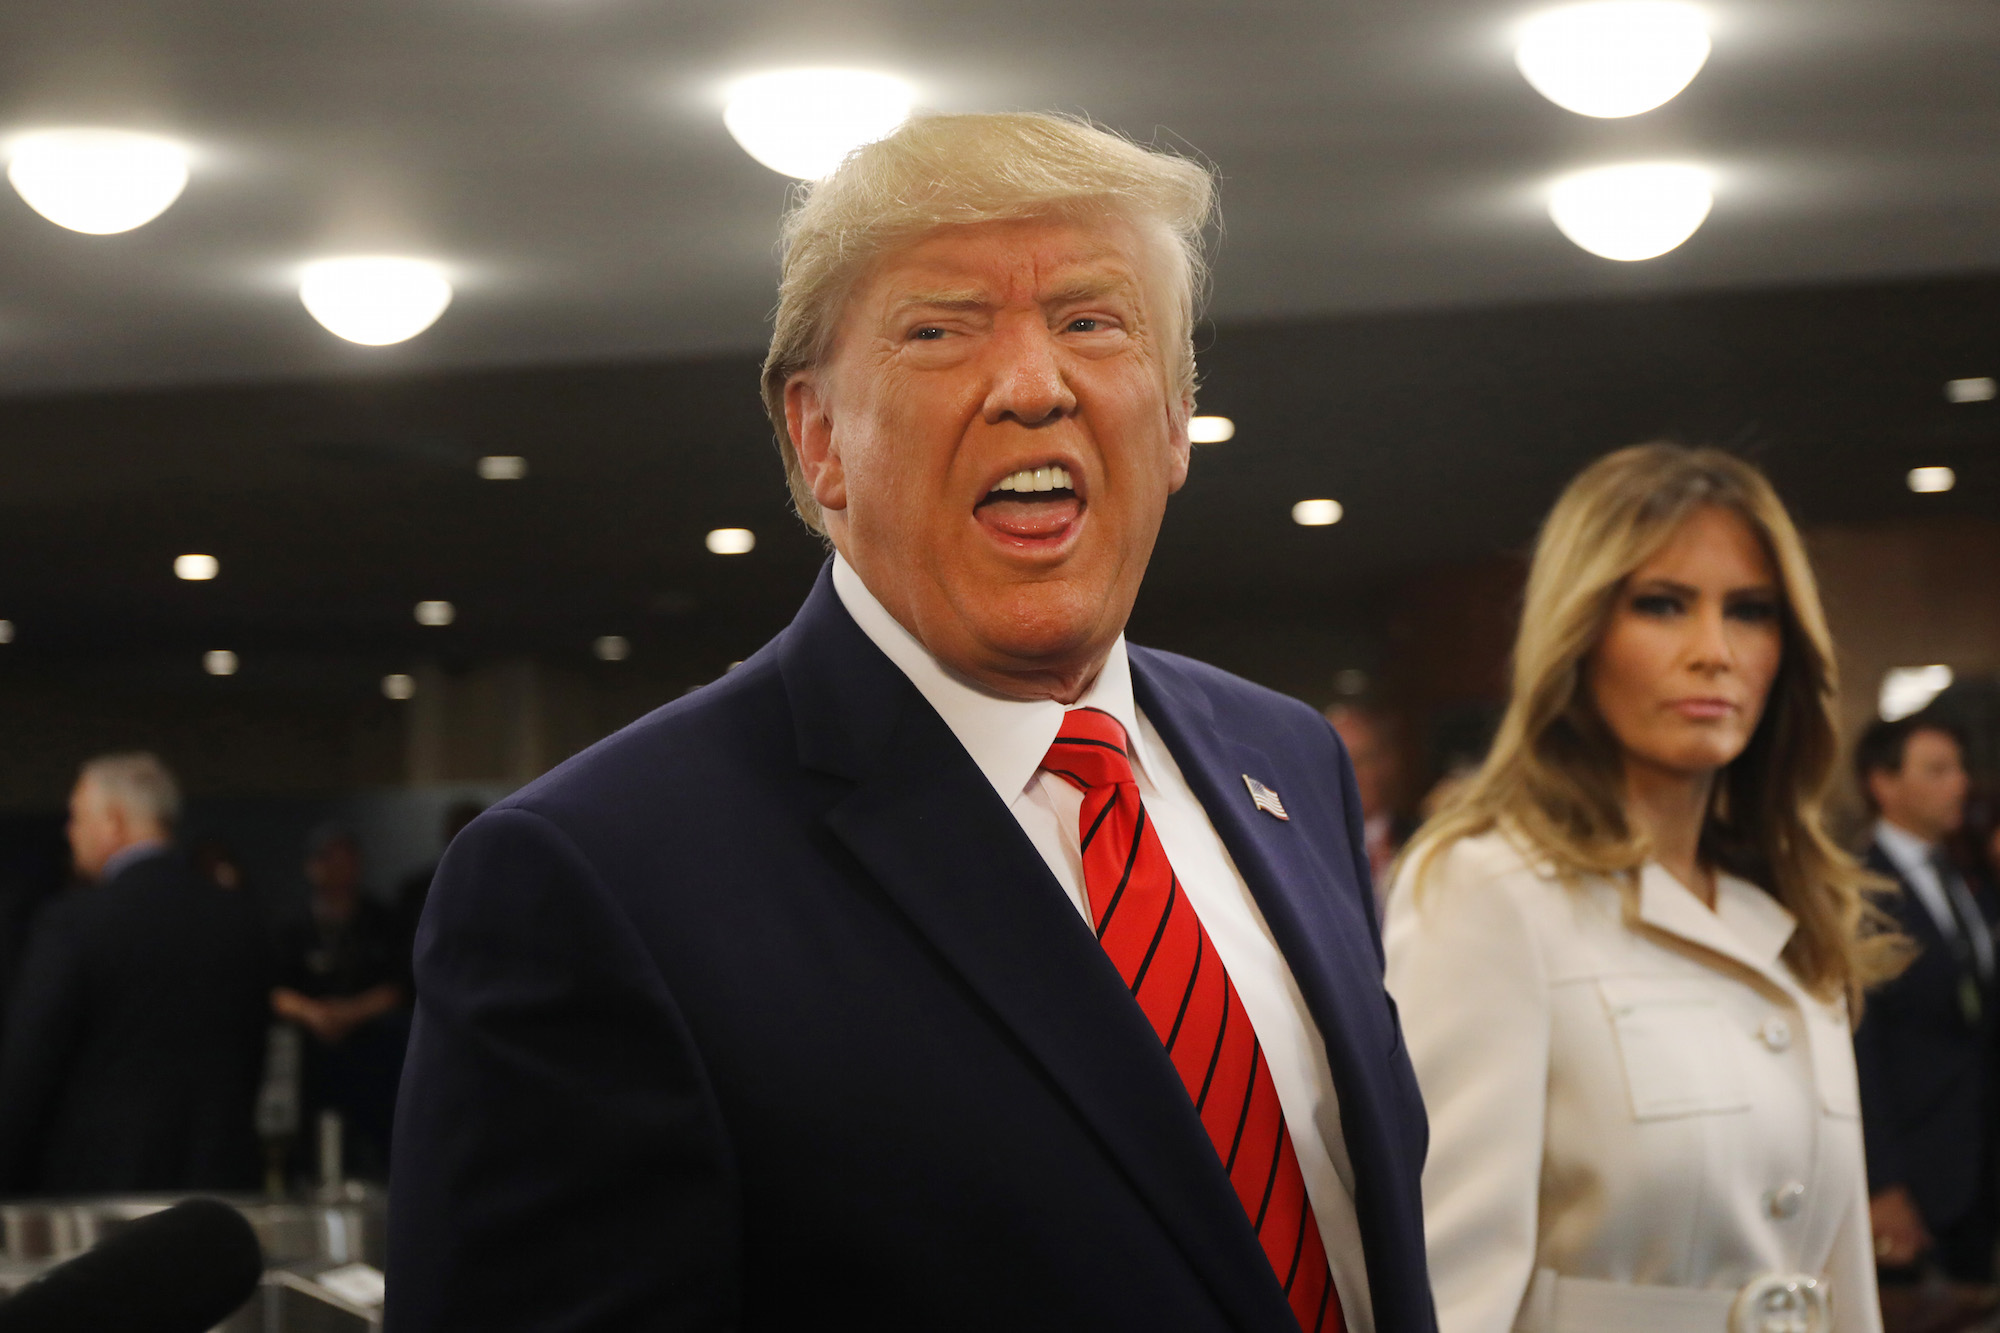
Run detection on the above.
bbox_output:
[759,111,1217,533]
[1404,444,1904,1007]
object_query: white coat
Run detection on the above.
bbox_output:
[1384,830,1880,1333]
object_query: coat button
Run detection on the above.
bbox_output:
[1766,1181,1806,1219]
[1759,1017,1792,1052]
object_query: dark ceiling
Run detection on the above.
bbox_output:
[1,271,1993,698]
[2,0,1998,393]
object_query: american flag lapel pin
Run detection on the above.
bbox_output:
[1242,775,1289,821]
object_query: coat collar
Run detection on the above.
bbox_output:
[1635,863,1798,989]
[777,563,1304,1333]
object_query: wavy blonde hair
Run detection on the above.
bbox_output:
[759,111,1217,534]
[1404,444,1904,1007]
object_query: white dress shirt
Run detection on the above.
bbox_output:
[831,555,1374,1331]
[1875,819,1996,980]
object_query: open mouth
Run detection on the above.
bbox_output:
[976,465,1081,544]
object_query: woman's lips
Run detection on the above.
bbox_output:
[1670,698,1737,720]
[976,494,1082,543]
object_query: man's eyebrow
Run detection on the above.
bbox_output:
[1041,275,1134,306]
[889,289,990,316]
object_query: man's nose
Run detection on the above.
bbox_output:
[982,318,1077,427]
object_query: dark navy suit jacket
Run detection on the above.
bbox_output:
[389,566,1436,1332]
[1853,840,1999,1231]
[0,849,269,1195]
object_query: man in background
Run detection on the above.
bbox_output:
[271,826,409,1181]
[1323,704,1413,916]
[0,753,269,1193]
[1853,715,1997,1284]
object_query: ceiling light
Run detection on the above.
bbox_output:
[203,650,238,677]
[1189,416,1236,444]
[1879,665,1952,722]
[299,257,453,345]
[1907,466,1955,494]
[414,600,456,626]
[477,454,527,480]
[705,527,756,555]
[1945,376,1996,404]
[1515,3,1711,118]
[1548,163,1712,261]
[593,635,631,662]
[174,553,219,581]
[1292,499,1344,526]
[722,69,915,180]
[5,129,190,234]
[0,621,13,644]
[381,673,416,700]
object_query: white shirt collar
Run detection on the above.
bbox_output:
[1874,818,1938,882]
[831,553,1147,804]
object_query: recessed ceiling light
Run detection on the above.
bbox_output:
[1945,376,1996,404]
[1879,664,1953,721]
[1907,466,1955,494]
[705,527,756,555]
[477,454,527,480]
[722,69,915,180]
[414,599,456,626]
[299,257,454,345]
[593,634,631,662]
[0,620,13,644]
[1548,162,1712,261]
[203,649,238,677]
[5,129,191,234]
[174,553,219,581]
[382,673,416,700]
[1292,499,1344,526]
[1514,3,1711,119]
[1189,416,1236,444]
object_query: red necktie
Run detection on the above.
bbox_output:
[1043,707,1342,1333]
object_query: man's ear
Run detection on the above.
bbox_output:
[786,374,847,514]
[1165,392,1194,494]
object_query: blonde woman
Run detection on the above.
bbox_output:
[1385,445,1903,1333]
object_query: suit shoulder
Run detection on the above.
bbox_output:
[487,646,792,835]
[1127,645,1334,747]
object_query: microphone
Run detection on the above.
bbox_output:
[0,1198,263,1332]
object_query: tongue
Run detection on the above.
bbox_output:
[978,494,1081,540]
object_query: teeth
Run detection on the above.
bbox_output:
[991,466,1073,494]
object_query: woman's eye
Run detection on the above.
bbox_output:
[1728,599,1780,623]
[1630,593,1682,617]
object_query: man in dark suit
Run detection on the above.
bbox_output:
[392,112,1434,1333]
[0,753,270,1194]
[1852,715,1995,1282]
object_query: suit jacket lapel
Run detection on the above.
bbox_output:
[779,566,1299,1333]
[1130,650,1421,1316]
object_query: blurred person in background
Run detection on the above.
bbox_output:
[1386,445,1904,1333]
[0,753,269,1194]
[1850,716,1997,1285]
[1324,703,1413,915]
[271,826,408,1181]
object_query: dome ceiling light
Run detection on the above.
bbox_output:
[1515,2,1711,118]
[1547,162,1713,261]
[5,129,191,234]
[722,69,916,180]
[299,257,454,345]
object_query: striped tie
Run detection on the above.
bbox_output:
[1043,707,1341,1333]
